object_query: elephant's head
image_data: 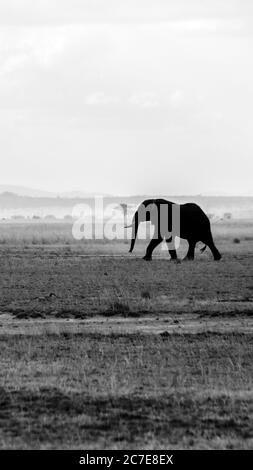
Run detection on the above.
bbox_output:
[128,201,154,253]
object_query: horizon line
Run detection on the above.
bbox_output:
[1,190,253,199]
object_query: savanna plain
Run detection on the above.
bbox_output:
[0,219,253,449]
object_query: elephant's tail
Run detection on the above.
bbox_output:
[124,224,133,228]
[200,245,207,254]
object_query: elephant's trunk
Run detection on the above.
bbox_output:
[129,212,140,253]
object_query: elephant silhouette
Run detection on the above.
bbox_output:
[126,199,221,261]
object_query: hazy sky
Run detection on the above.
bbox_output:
[0,0,253,195]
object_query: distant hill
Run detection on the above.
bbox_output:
[0,185,112,199]
[59,191,112,198]
[0,185,56,198]
[0,192,253,219]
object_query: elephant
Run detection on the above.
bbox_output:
[126,198,221,261]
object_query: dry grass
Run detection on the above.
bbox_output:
[0,219,253,246]
[0,331,252,449]
[0,220,253,449]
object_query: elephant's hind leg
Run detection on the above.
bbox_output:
[204,236,222,261]
[184,239,196,261]
[143,236,163,260]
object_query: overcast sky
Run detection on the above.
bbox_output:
[0,1,253,195]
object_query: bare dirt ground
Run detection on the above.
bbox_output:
[0,223,253,449]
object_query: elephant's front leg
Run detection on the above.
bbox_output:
[143,236,163,260]
[166,237,178,261]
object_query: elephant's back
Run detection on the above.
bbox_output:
[180,203,207,218]
[180,203,210,236]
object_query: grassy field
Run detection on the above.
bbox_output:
[0,220,253,449]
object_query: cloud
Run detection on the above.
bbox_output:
[0,1,251,26]
[129,92,159,108]
[0,53,29,74]
[0,6,252,134]
[0,26,67,77]
[169,90,184,108]
[0,1,252,197]
[85,92,119,105]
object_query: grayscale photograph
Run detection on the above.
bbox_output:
[0,0,252,458]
